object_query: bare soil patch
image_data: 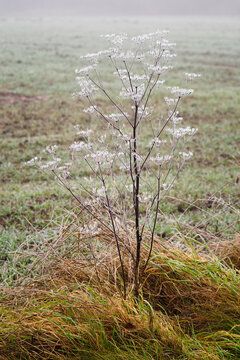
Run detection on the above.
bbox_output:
[0,92,44,105]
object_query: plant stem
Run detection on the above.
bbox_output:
[132,101,141,297]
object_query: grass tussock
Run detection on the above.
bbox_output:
[209,235,240,270]
[0,219,240,360]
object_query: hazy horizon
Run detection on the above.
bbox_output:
[0,0,240,17]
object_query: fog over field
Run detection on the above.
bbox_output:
[0,0,240,17]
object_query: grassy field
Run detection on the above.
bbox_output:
[0,17,239,266]
[0,16,240,359]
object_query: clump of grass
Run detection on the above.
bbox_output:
[0,217,240,359]
[209,235,240,270]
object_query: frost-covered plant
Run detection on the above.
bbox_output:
[26,31,200,298]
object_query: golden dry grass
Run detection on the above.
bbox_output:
[1,217,240,359]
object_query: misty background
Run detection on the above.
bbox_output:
[0,0,240,17]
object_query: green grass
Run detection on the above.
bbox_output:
[0,16,240,276]
[1,230,240,360]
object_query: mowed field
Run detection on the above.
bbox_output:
[0,17,240,282]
